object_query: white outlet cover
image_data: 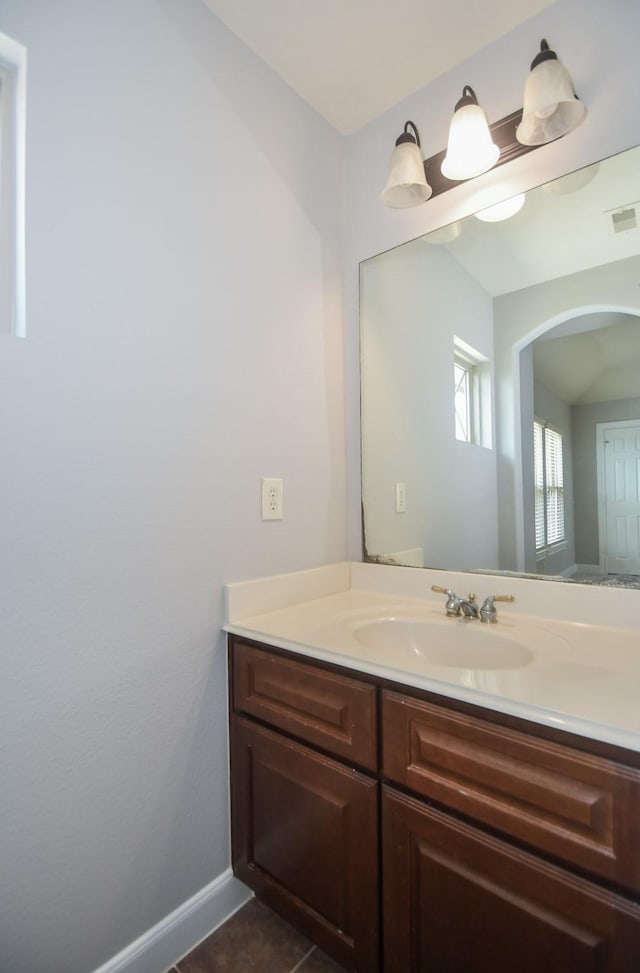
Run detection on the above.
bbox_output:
[261,477,283,520]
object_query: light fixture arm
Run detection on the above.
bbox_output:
[530,38,556,70]
[454,86,480,112]
[395,120,421,147]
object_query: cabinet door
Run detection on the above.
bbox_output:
[383,786,640,973]
[231,716,379,972]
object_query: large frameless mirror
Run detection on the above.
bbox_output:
[360,144,640,587]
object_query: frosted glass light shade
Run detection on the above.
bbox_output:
[381,131,432,208]
[441,89,499,182]
[516,40,586,146]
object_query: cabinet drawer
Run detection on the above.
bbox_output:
[382,690,640,894]
[232,640,378,771]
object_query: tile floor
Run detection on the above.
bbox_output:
[169,898,349,973]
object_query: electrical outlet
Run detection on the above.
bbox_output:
[395,482,407,513]
[261,477,283,520]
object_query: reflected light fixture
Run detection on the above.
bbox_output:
[441,86,499,181]
[542,162,599,195]
[380,121,432,208]
[422,221,463,244]
[516,39,586,146]
[475,193,525,222]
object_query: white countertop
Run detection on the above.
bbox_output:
[224,561,640,753]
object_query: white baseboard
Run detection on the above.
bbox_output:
[92,869,252,973]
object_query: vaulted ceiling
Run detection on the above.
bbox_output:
[201,0,556,133]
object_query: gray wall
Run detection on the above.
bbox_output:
[0,3,345,972]
[361,239,498,570]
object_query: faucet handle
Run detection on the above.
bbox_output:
[431,584,462,616]
[480,594,515,623]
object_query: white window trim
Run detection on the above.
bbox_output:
[453,336,492,449]
[0,30,26,338]
[454,352,474,443]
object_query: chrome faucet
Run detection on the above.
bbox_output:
[460,594,481,619]
[431,586,479,618]
[432,585,514,623]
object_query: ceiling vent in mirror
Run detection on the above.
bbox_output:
[611,208,637,233]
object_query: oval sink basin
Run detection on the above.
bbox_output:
[353,616,533,670]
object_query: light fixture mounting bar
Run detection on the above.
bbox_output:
[424,109,539,199]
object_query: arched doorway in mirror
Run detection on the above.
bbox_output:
[515,306,640,586]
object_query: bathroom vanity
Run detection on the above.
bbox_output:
[225,562,640,972]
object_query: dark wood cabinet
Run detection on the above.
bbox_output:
[229,641,380,972]
[383,786,640,973]
[382,690,640,896]
[228,635,640,972]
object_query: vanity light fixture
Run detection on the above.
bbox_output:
[441,86,499,181]
[516,39,586,146]
[380,120,433,208]
[380,38,586,209]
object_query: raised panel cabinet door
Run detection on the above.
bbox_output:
[382,786,640,973]
[231,715,380,973]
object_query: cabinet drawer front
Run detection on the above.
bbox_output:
[232,640,377,770]
[383,787,640,973]
[382,691,640,894]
